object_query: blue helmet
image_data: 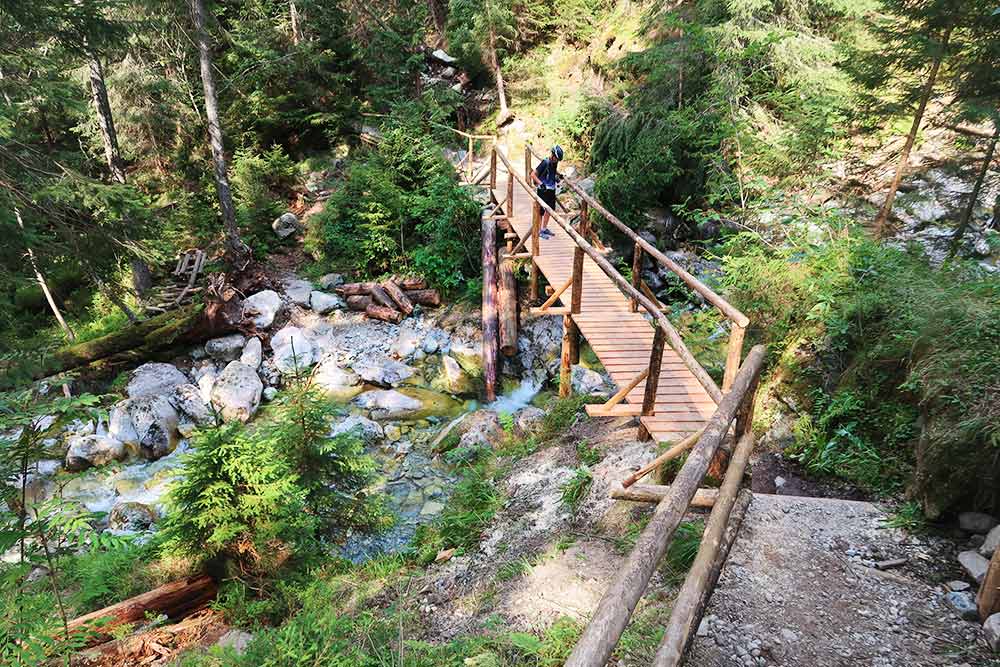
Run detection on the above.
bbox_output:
[552,145,564,161]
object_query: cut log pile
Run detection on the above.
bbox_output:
[336,276,441,323]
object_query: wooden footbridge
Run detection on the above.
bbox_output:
[464,137,768,667]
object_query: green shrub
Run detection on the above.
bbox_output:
[231,145,298,253]
[308,119,480,289]
[560,466,593,511]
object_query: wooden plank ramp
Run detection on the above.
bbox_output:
[492,168,717,444]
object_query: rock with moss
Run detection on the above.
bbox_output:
[108,501,157,532]
[65,435,126,471]
[205,334,246,362]
[436,355,476,395]
[354,390,424,421]
[109,395,180,460]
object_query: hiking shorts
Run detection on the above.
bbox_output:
[537,187,557,212]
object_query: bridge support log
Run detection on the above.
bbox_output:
[499,259,518,357]
[559,314,574,398]
[652,429,757,667]
[530,201,541,302]
[482,209,499,402]
[564,345,767,667]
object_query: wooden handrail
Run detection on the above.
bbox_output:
[564,345,767,667]
[494,147,723,404]
[523,144,748,329]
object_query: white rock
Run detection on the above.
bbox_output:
[354,390,423,420]
[310,290,345,314]
[391,325,423,359]
[65,435,126,471]
[242,290,282,329]
[318,273,344,290]
[352,355,416,386]
[271,326,317,374]
[109,395,180,460]
[262,387,278,401]
[431,48,457,64]
[329,415,384,445]
[126,363,188,399]
[984,613,1000,653]
[216,629,254,655]
[240,337,263,369]
[272,212,301,238]
[283,279,314,307]
[210,361,263,422]
[958,550,990,584]
[205,334,246,362]
[981,524,1000,558]
[197,368,218,404]
[571,365,608,396]
[312,356,362,399]
[169,383,214,429]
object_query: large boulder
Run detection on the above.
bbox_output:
[438,355,476,395]
[272,212,302,239]
[312,356,363,399]
[126,363,188,399]
[571,365,609,396]
[108,502,157,532]
[310,290,345,315]
[240,337,263,370]
[283,279,314,307]
[242,290,282,329]
[271,326,317,374]
[65,435,126,471]
[210,361,263,422]
[169,383,215,435]
[329,415,384,446]
[981,524,1000,558]
[351,355,415,386]
[196,367,218,404]
[449,339,483,378]
[109,395,180,460]
[205,334,247,362]
[354,390,424,420]
[513,406,545,437]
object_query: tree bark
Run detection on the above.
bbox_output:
[404,289,441,307]
[190,0,251,269]
[289,1,302,44]
[365,303,402,323]
[87,55,127,184]
[488,33,511,125]
[874,27,952,238]
[15,208,75,342]
[346,295,372,311]
[427,0,446,45]
[498,258,517,356]
[381,280,414,315]
[481,209,498,402]
[950,123,998,255]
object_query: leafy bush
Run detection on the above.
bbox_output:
[308,119,481,289]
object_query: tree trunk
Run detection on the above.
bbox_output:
[488,30,510,125]
[289,1,302,44]
[950,123,998,255]
[15,208,75,342]
[190,0,251,269]
[873,27,952,238]
[87,55,127,184]
[427,0,446,45]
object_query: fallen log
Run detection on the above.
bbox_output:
[365,303,403,324]
[368,284,397,310]
[612,485,718,507]
[346,295,372,311]
[68,575,217,648]
[0,294,240,391]
[481,209,498,402]
[393,276,427,290]
[73,609,227,665]
[381,281,414,315]
[336,281,377,296]
[404,289,441,307]
[498,258,518,356]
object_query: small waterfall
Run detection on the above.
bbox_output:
[489,377,543,414]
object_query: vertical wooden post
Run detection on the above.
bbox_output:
[490,145,497,190]
[524,144,531,184]
[560,314,574,398]
[498,258,518,357]
[580,200,590,238]
[481,210,498,402]
[637,325,666,442]
[467,135,474,182]
[571,248,584,315]
[530,200,541,301]
[722,324,746,393]
[630,242,643,313]
[506,170,514,220]
[979,546,1000,619]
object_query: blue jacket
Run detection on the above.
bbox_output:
[535,158,560,190]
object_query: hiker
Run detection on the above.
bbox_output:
[530,145,563,239]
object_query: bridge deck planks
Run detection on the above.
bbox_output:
[493,169,716,444]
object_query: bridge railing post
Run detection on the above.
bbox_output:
[579,199,590,238]
[489,145,497,190]
[636,324,666,442]
[529,200,541,301]
[722,323,746,393]
[630,242,643,313]
[467,135,474,182]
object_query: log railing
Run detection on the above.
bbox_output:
[565,345,767,667]
[491,146,723,410]
[523,145,751,393]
